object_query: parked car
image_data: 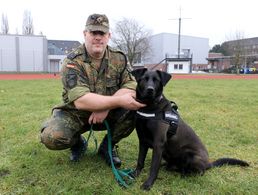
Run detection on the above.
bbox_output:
[240,67,257,74]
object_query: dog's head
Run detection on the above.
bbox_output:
[132,68,171,104]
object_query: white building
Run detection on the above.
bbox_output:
[0,34,48,72]
[0,34,80,73]
[144,33,209,73]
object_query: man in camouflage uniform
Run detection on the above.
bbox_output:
[40,13,145,168]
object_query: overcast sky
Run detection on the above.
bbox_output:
[1,0,257,48]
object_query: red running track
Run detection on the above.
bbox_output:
[0,74,60,80]
[0,73,258,80]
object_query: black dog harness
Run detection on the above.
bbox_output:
[136,101,179,137]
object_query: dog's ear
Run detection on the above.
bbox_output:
[157,70,172,86]
[131,68,147,81]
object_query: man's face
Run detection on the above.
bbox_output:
[84,30,110,58]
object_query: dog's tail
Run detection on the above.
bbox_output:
[207,158,249,169]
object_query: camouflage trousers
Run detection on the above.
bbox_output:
[40,108,135,150]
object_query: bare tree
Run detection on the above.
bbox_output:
[22,10,34,35]
[1,13,9,34]
[111,18,152,66]
[223,31,246,73]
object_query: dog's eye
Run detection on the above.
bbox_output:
[144,76,149,81]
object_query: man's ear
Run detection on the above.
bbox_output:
[157,70,172,86]
[131,68,147,81]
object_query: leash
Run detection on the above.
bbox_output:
[86,125,98,154]
[86,120,135,188]
[104,120,135,188]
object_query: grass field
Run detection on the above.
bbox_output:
[0,78,257,195]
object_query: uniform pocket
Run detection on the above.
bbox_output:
[106,78,119,95]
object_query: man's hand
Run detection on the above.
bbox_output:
[88,110,109,124]
[119,93,146,110]
[113,88,145,110]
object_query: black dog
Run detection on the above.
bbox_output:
[131,68,249,190]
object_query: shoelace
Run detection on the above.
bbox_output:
[112,145,119,157]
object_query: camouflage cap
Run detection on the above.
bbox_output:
[85,14,109,33]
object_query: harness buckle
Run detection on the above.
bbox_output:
[164,111,178,125]
[164,110,179,137]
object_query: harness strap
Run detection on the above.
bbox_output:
[164,109,179,137]
[136,101,179,137]
[136,109,179,125]
[136,111,161,119]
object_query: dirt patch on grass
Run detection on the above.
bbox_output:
[0,168,10,178]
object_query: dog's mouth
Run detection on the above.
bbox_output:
[136,93,162,105]
[136,97,150,104]
[137,92,155,101]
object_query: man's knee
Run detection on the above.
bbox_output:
[40,124,72,150]
[40,116,79,150]
[40,109,83,150]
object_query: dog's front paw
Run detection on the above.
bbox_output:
[129,169,141,178]
[140,181,152,191]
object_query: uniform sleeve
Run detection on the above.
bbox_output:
[61,58,90,103]
[120,66,137,90]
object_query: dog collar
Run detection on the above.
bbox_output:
[136,111,156,118]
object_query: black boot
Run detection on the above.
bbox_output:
[98,135,122,168]
[70,135,87,162]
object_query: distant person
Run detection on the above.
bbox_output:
[40,13,145,168]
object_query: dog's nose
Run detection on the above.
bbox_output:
[146,86,154,95]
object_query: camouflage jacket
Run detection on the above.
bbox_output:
[55,44,136,116]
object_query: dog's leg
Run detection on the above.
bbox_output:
[133,142,148,177]
[141,145,163,190]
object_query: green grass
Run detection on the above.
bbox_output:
[0,78,257,195]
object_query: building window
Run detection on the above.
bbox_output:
[49,48,55,55]
[179,64,183,69]
[174,64,178,69]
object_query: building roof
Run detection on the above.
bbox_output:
[48,40,81,55]
[48,44,64,55]
[152,32,209,41]
[225,37,258,46]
